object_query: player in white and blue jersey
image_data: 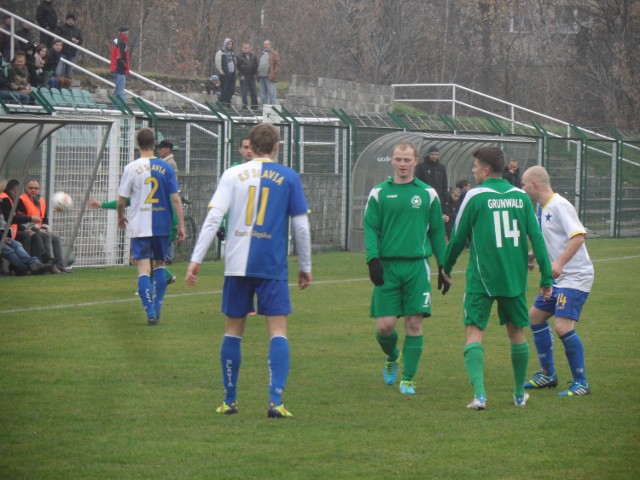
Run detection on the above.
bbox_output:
[186,123,312,419]
[521,166,594,396]
[117,128,186,325]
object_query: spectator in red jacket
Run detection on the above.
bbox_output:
[110,26,130,102]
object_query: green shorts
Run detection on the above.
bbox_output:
[370,258,432,318]
[463,292,529,330]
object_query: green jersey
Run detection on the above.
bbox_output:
[364,177,447,265]
[443,178,552,297]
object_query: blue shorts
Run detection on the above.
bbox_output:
[131,236,169,261]
[221,276,291,317]
[533,287,589,322]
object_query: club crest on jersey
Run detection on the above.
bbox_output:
[411,195,422,208]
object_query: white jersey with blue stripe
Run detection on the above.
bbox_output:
[191,158,309,280]
[118,157,179,238]
[538,193,594,291]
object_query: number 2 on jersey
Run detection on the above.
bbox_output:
[246,185,270,226]
[144,177,159,203]
[493,210,520,247]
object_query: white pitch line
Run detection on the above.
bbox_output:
[3,254,639,315]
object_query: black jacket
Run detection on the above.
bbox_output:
[415,159,449,204]
[236,51,258,78]
[36,1,58,32]
[54,23,83,56]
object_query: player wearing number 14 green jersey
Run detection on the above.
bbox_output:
[443,146,553,410]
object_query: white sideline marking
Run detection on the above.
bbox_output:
[2,254,639,315]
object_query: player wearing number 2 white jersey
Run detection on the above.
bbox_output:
[117,128,186,326]
[443,146,553,411]
[186,123,312,419]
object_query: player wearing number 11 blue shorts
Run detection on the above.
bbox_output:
[443,146,553,410]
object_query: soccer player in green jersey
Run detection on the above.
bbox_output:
[443,146,553,410]
[363,141,451,396]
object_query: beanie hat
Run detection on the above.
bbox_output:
[66,13,76,20]
[428,145,439,153]
[118,26,129,33]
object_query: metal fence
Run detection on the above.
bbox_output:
[2,109,638,269]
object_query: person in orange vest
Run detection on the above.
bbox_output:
[0,178,50,274]
[16,178,68,273]
[2,179,45,260]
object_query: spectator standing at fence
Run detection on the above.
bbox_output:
[54,13,82,79]
[0,15,14,61]
[258,39,280,106]
[416,145,451,229]
[503,159,521,188]
[117,128,185,326]
[185,123,312,419]
[215,38,236,106]
[110,26,129,102]
[236,43,258,110]
[36,0,58,48]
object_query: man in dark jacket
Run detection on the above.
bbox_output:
[415,145,451,226]
[236,42,258,110]
[54,13,83,79]
[502,159,521,188]
[36,0,58,47]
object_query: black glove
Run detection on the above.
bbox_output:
[438,266,451,295]
[216,226,226,241]
[368,258,384,286]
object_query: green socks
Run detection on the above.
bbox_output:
[464,342,485,398]
[402,335,423,381]
[511,342,529,397]
[376,330,399,362]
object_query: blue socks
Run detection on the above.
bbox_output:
[531,322,555,376]
[560,330,587,384]
[220,335,242,404]
[268,336,290,405]
[137,274,156,320]
[153,267,167,318]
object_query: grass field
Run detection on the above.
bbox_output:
[1,238,639,479]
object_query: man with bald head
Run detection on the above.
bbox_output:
[521,166,594,397]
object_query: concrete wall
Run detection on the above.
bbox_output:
[285,75,392,114]
[94,75,392,114]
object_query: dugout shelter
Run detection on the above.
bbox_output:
[348,131,540,251]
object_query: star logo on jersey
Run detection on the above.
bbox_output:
[545,213,552,222]
[411,195,422,208]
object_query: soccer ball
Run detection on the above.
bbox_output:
[52,192,73,212]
